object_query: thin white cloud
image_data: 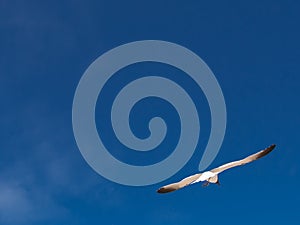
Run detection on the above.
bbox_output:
[0,182,34,223]
[0,175,69,224]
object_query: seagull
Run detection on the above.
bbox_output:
[157,144,276,193]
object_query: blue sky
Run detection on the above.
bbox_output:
[1,0,300,224]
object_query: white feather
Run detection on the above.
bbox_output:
[191,171,216,184]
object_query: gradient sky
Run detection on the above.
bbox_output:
[1,0,300,224]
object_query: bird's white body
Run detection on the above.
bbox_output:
[192,171,216,184]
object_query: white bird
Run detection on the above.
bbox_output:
[157,144,276,193]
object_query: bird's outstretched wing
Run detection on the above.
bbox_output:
[157,173,202,193]
[210,144,276,174]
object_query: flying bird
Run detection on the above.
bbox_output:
[157,144,276,194]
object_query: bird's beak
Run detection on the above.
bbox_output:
[216,180,221,186]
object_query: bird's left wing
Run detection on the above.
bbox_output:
[210,144,276,174]
[157,173,202,194]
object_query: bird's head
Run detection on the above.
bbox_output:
[207,174,219,184]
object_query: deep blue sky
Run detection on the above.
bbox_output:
[1,0,300,224]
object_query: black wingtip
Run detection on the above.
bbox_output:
[156,188,170,194]
[261,144,276,157]
[269,144,276,151]
[156,188,163,194]
[156,187,177,194]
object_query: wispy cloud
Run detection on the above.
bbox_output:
[0,104,120,224]
[0,175,70,224]
[0,182,34,223]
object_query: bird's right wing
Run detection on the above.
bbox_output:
[210,144,276,174]
[157,173,202,194]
